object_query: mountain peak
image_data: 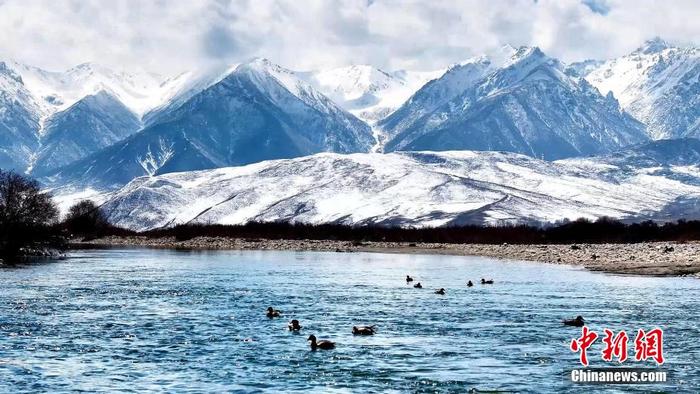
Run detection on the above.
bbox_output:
[242,57,277,69]
[0,61,24,83]
[634,37,671,55]
[498,46,559,78]
[451,54,490,69]
[246,56,272,65]
[67,62,108,75]
[73,61,98,69]
[510,46,546,62]
[238,57,291,77]
[84,89,122,104]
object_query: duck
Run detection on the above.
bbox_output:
[413,282,423,288]
[481,278,494,285]
[406,275,414,282]
[308,334,335,350]
[435,288,446,295]
[266,307,281,318]
[352,325,376,335]
[288,319,302,331]
[563,316,585,327]
[467,280,474,287]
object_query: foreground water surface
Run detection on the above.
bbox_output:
[1,248,699,393]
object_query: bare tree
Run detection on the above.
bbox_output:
[0,170,60,257]
[64,200,108,236]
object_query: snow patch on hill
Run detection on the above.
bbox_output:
[97,141,700,231]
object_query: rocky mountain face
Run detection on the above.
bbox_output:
[380,47,648,159]
[43,59,374,190]
[582,38,700,139]
[0,61,158,174]
[29,91,141,175]
[0,62,43,171]
[377,56,493,145]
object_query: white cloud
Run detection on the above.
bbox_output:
[0,0,698,76]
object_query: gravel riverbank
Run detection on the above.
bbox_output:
[73,236,700,277]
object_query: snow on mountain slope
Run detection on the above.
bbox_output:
[302,65,443,124]
[0,62,43,171]
[584,38,700,139]
[141,64,239,126]
[42,58,374,191]
[378,56,494,141]
[98,139,700,231]
[381,47,648,159]
[9,61,166,117]
[377,46,519,142]
[29,91,141,175]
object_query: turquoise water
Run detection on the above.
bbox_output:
[1,248,699,393]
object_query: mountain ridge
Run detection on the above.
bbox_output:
[97,138,700,231]
[0,38,697,196]
[584,37,700,139]
[41,58,375,191]
[380,46,648,159]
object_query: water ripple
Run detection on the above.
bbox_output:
[0,248,698,392]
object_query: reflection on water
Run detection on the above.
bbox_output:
[1,248,698,392]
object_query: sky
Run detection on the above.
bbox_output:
[0,0,698,75]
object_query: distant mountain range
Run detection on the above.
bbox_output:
[0,38,699,227]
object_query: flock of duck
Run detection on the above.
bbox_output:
[266,306,376,350]
[406,275,494,291]
[264,274,583,350]
[267,274,586,350]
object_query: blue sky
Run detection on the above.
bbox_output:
[0,0,697,74]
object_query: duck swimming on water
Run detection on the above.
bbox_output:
[481,278,494,285]
[413,282,423,288]
[435,288,446,295]
[563,316,585,327]
[266,307,281,318]
[308,334,335,350]
[288,319,302,331]
[352,325,376,335]
[467,280,474,287]
[406,275,414,282]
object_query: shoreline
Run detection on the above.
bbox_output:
[72,236,700,277]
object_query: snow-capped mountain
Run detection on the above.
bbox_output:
[583,38,700,140]
[9,61,166,117]
[97,139,700,231]
[302,65,443,124]
[42,58,375,190]
[0,62,43,171]
[377,56,493,143]
[29,91,141,175]
[0,60,174,174]
[2,38,698,202]
[142,64,240,126]
[380,47,648,159]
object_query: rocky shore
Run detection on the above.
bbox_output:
[73,236,700,277]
